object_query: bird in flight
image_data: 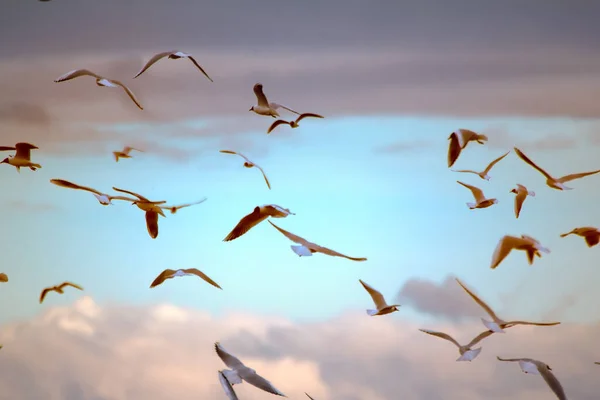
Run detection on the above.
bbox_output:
[418,328,495,362]
[0,142,42,172]
[455,278,560,333]
[514,147,600,190]
[457,181,498,210]
[133,50,213,82]
[220,150,271,189]
[160,198,207,214]
[359,279,400,316]
[112,187,167,239]
[50,179,137,206]
[447,129,488,168]
[249,83,300,118]
[214,342,287,397]
[218,370,239,400]
[54,69,144,110]
[39,282,84,304]
[268,220,367,262]
[509,184,535,219]
[223,205,295,242]
[451,151,510,180]
[496,357,567,400]
[560,227,600,248]
[150,268,222,289]
[267,113,324,134]
[113,146,143,162]
[490,234,550,269]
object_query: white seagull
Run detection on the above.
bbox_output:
[455,278,560,333]
[560,226,600,248]
[214,342,287,397]
[112,187,167,239]
[457,181,498,210]
[249,83,300,118]
[50,179,137,206]
[497,357,567,400]
[451,151,510,180]
[267,113,325,134]
[0,142,42,172]
[220,150,271,189]
[218,370,239,400]
[223,205,294,242]
[359,279,400,316]
[510,184,535,219]
[113,146,143,162]
[150,268,222,289]
[419,328,495,362]
[490,234,550,269]
[447,129,488,168]
[160,198,207,214]
[133,50,213,82]
[54,69,144,110]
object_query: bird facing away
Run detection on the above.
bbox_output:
[455,278,560,333]
[150,268,222,289]
[223,205,294,242]
[497,357,567,400]
[514,147,600,190]
[218,370,239,400]
[50,179,138,206]
[490,234,550,269]
[160,198,207,214]
[359,279,400,316]
[249,83,300,118]
[266,113,325,134]
[447,129,488,168]
[113,146,143,162]
[0,142,42,172]
[112,187,167,239]
[456,181,498,209]
[54,69,143,110]
[133,50,213,82]
[0,273,7,282]
[268,220,367,262]
[220,150,271,189]
[215,342,287,397]
[510,184,535,219]
[418,328,495,362]
[451,151,510,180]
[39,282,84,304]
[560,227,600,248]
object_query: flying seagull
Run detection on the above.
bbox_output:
[457,181,498,209]
[150,268,222,289]
[50,179,137,206]
[220,150,271,189]
[268,220,367,262]
[133,50,213,82]
[223,205,294,242]
[39,282,84,304]
[54,69,143,110]
[418,328,495,362]
[510,184,535,219]
[249,83,300,118]
[266,113,324,134]
[447,129,488,168]
[455,278,560,333]
[497,357,567,400]
[218,370,239,400]
[112,187,167,239]
[113,146,143,162]
[560,227,600,248]
[161,198,207,214]
[0,142,42,172]
[359,279,400,316]
[215,342,287,397]
[490,234,550,269]
[451,151,510,180]
[0,273,7,283]
[514,147,600,190]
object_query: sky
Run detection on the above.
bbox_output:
[1,1,600,399]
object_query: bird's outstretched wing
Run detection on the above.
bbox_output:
[215,342,246,370]
[359,279,387,309]
[419,329,461,348]
[108,80,144,110]
[54,69,101,82]
[513,147,554,180]
[253,83,269,107]
[270,102,300,115]
[455,278,501,321]
[557,169,600,183]
[267,119,291,134]
[133,51,175,78]
[184,268,222,290]
[50,179,103,196]
[145,211,159,239]
[483,151,510,173]
[112,187,149,201]
[149,269,176,288]
[223,207,267,242]
[295,113,324,123]
[457,181,486,203]
[59,282,84,291]
[187,56,214,82]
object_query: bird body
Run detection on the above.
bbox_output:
[359,279,400,316]
[224,204,294,241]
[447,129,488,168]
[220,150,271,189]
[249,83,300,118]
[218,370,239,400]
[112,187,168,238]
[267,113,324,134]
[0,142,42,172]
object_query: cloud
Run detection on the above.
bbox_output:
[0,297,597,400]
[0,102,52,126]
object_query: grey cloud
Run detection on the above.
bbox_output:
[0,102,52,126]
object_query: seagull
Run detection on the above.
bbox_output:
[455,278,560,333]
[50,179,137,206]
[214,342,287,397]
[54,69,143,110]
[359,279,400,316]
[560,227,600,248]
[447,129,488,168]
[514,147,600,190]
[112,187,167,239]
[249,83,300,118]
[113,146,143,162]
[223,205,294,242]
[220,150,271,189]
[457,181,498,209]
[160,198,207,214]
[497,357,567,400]
[490,234,550,270]
[268,221,367,262]
[0,142,42,172]
[266,113,325,134]
[39,282,84,304]
[451,151,510,180]
[133,51,213,82]
[510,184,535,219]
[218,370,239,400]
[150,268,222,289]
[0,273,7,282]
[418,328,495,362]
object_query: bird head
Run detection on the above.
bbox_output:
[248,106,254,112]
[0,157,8,164]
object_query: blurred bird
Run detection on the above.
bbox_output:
[161,198,207,214]
[418,328,495,362]
[451,151,510,180]
[496,357,567,400]
[223,205,294,242]
[490,234,550,269]
[560,227,600,248]
[50,179,137,206]
[267,113,324,134]
[0,142,41,172]
[509,184,535,219]
[457,181,498,209]
[249,83,299,118]
[359,279,400,316]
[150,268,222,289]
[133,50,213,82]
[220,150,271,189]
[113,146,143,162]
[39,282,83,304]
[112,187,167,239]
[447,129,488,168]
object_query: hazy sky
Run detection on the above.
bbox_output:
[1,1,600,399]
